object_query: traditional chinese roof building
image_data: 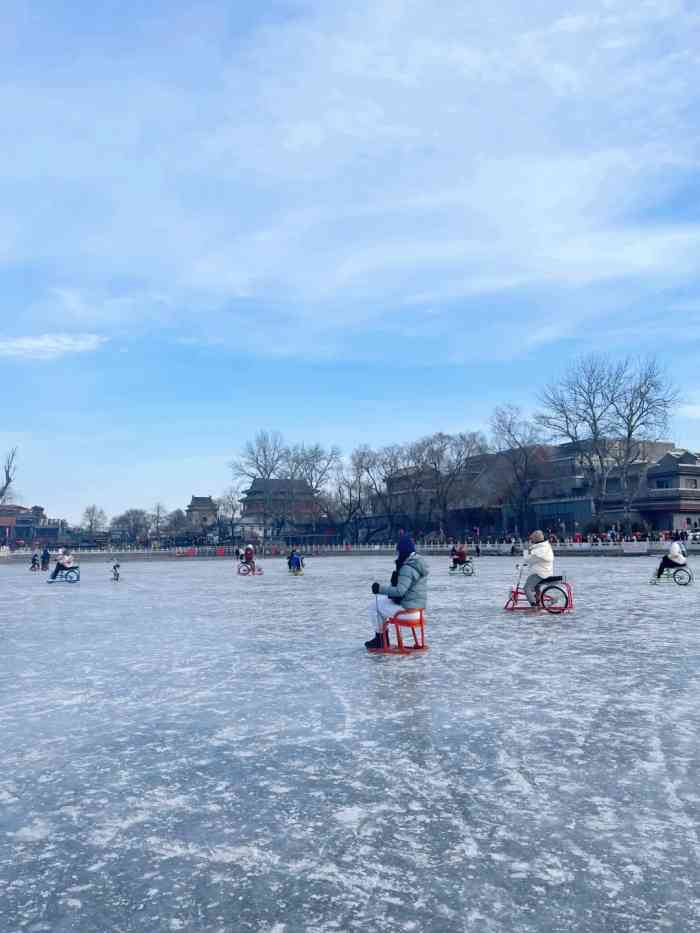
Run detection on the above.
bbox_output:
[185,496,218,529]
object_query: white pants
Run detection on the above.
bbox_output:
[524,573,544,607]
[370,596,421,634]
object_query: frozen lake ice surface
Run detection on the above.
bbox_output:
[2,554,700,932]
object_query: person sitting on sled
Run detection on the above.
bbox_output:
[450,543,468,569]
[655,538,688,580]
[50,547,75,580]
[365,534,429,650]
[240,544,256,573]
[288,548,304,572]
[30,551,40,570]
[523,530,554,606]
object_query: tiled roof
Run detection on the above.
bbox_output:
[245,479,314,494]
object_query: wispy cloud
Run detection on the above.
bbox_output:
[1,0,699,361]
[0,334,106,360]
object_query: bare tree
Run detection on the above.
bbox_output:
[285,443,341,493]
[166,509,189,534]
[324,461,369,544]
[608,357,679,530]
[384,441,433,536]
[284,443,341,533]
[537,354,678,524]
[0,447,17,503]
[491,405,550,534]
[537,354,626,516]
[354,444,406,540]
[110,509,150,542]
[149,502,168,540]
[82,505,108,535]
[231,431,287,541]
[217,486,243,541]
[418,432,490,537]
[231,430,287,483]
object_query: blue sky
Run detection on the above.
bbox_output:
[2,0,700,523]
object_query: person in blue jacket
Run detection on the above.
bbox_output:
[288,548,304,572]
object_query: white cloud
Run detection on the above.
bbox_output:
[0,334,106,360]
[1,0,699,359]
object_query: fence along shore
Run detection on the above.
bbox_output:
[2,541,697,563]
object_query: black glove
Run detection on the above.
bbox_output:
[371,582,380,595]
[390,570,399,587]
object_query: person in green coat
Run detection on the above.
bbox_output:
[366,534,429,649]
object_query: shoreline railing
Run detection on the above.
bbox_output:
[2,541,698,560]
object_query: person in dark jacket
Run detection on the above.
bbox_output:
[366,534,429,649]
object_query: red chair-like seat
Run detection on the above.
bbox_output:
[367,609,428,655]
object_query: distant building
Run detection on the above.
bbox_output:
[635,449,700,532]
[0,504,65,545]
[528,440,676,534]
[240,479,317,539]
[371,440,697,538]
[185,496,219,530]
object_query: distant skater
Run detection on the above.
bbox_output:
[450,543,468,570]
[240,544,257,574]
[112,562,120,582]
[288,548,304,572]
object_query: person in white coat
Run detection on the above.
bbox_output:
[524,530,554,606]
[655,539,687,579]
[50,547,75,580]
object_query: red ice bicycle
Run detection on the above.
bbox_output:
[504,563,574,615]
[237,562,264,576]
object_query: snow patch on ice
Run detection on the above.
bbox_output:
[334,805,365,828]
[209,845,280,871]
[12,818,51,842]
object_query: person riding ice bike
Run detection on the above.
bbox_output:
[240,544,257,574]
[653,539,692,584]
[655,539,687,578]
[523,530,555,606]
[50,548,76,581]
[450,544,469,570]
